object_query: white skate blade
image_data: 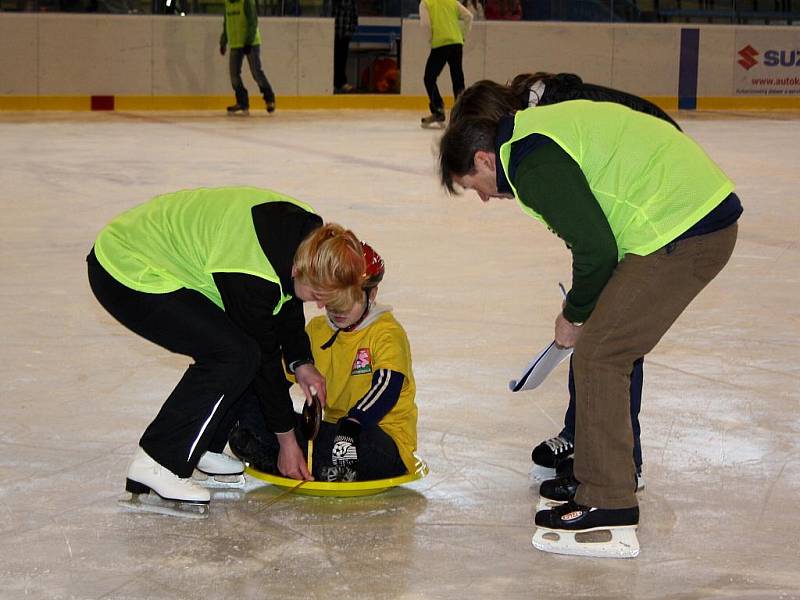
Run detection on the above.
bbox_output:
[420,121,445,130]
[192,470,246,489]
[529,464,557,482]
[118,493,209,519]
[532,525,639,559]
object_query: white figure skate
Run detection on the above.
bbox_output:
[532,501,640,559]
[193,451,246,489]
[119,448,210,518]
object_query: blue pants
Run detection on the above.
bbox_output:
[560,356,644,472]
[229,45,274,109]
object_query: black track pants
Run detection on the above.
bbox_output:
[87,249,260,477]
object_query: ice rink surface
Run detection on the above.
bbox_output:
[0,109,798,599]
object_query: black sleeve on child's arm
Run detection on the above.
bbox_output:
[512,139,618,323]
[346,369,404,428]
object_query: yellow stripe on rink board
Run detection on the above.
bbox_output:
[0,96,91,111]
[1,95,438,111]
[697,96,800,110]
[2,94,799,112]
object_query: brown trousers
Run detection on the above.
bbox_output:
[572,223,738,508]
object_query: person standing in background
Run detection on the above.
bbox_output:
[328,0,359,93]
[419,0,473,128]
[220,0,277,115]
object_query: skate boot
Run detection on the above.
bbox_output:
[226,104,250,116]
[420,111,445,129]
[533,500,640,558]
[536,470,579,512]
[193,451,246,489]
[120,448,210,518]
[228,426,279,475]
[536,458,644,511]
[264,94,276,114]
[530,435,574,481]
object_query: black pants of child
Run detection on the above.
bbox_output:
[232,395,407,481]
[229,45,275,109]
[87,248,258,478]
[423,43,465,115]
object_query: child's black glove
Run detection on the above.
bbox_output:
[332,418,361,474]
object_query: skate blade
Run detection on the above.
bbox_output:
[532,525,639,559]
[118,493,209,519]
[420,122,445,130]
[529,464,556,482]
[193,470,246,489]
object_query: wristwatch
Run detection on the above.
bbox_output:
[288,358,314,374]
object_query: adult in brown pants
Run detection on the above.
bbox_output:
[437,95,741,558]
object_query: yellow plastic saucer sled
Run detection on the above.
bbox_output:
[246,456,429,498]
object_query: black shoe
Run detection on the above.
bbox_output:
[227,104,250,116]
[539,473,579,502]
[535,500,639,531]
[531,435,574,468]
[228,427,277,474]
[555,457,645,492]
[420,111,445,128]
[264,96,275,113]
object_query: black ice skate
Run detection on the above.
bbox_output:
[533,500,640,559]
[228,426,279,475]
[226,104,250,116]
[536,458,644,512]
[530,435,574,481]
[264,95,276,113]
[420,111,445,129]
[119,448,210,519]
[536,470,579,512]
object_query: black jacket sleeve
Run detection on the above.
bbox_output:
[213,272,298,432]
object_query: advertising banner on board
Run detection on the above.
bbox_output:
[734,30,800,95]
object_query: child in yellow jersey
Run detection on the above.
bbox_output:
[229,242,418,482]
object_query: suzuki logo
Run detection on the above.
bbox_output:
[738,45,759,70]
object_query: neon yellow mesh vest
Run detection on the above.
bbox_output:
[499,101,735,259]
[94,187,314,313]
[424,0,464,49]
[224,0,261,48]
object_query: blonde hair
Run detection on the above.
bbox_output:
[293,223,368,313]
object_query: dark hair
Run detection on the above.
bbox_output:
[511,71,680,129]
[450,79,521,124]
[438,117,499,194]
[508,71,584,108]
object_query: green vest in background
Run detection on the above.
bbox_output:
[424,0,464,49]
[500,100,735,260]
[94,187,314,314]
[224,0,261,48]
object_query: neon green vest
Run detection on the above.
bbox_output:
[424,0,464,49]
[499,101,735,259]
[224,0,261,48]
[94,187,314,313]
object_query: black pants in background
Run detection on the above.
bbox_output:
[87,249,258,477]
[423,43,464,115]
[333,35,351,89]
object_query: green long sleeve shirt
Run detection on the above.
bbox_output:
[503,135,618,324]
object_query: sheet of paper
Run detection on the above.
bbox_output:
[508,340,573,392]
